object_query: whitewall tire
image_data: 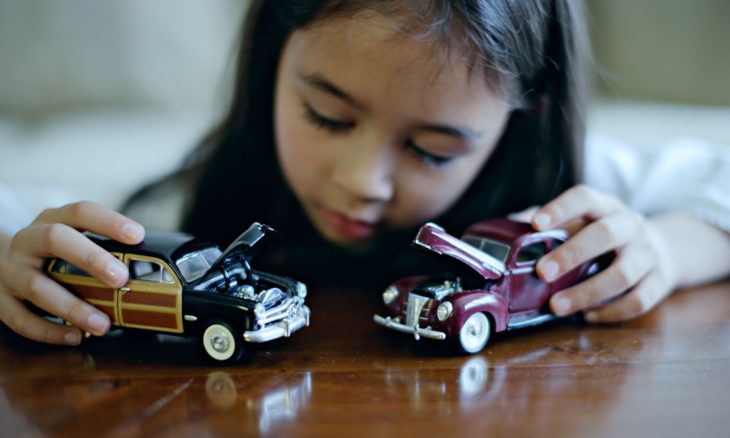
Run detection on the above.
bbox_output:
[458,313,491,354]
[202,322,240,362]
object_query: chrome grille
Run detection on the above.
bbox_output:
[255,296,303,327]
[405,294,430,326]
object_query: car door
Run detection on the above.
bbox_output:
[506,239,551,313]
[47,253,123,325]
[119,254,183,333]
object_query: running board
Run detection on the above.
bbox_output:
[508,313,556,330]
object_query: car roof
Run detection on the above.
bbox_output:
[87,230,209,262]
[462,218,534,244]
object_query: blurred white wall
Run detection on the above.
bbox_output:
[0,0,246,116]
[587,0,730,106]
[0,0,247,233]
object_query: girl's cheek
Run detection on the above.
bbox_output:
[388,173,454,227]
[393,161,485,227]
[278,118,338,192]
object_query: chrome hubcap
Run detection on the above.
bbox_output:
[460,313,490,353]
[211,331,230,352]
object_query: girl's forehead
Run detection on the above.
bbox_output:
[287,14,508,110]
[282,15,512,136]
[298,13,445,67]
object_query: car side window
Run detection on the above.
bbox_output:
[129,258,174,284]
[516,242,546,265]
[50,259,91,277]
[546,238,565,252]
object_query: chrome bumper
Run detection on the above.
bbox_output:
[244,305,310,343]
[373,314,447,341]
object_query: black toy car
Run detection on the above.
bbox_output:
[45,223,310,363]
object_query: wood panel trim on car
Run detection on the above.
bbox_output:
[121,254,183,334]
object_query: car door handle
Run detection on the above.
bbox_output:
[120,287,131,294]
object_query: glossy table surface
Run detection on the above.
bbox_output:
[1,281,729,437]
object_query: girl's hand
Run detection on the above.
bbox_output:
[0,201,144,345]
[532,185,679,323]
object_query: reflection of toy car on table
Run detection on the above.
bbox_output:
[374,219,608,354]
[46,222,310,363]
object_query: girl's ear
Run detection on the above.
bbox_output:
[532,95,550,119]
[519,93,550,120]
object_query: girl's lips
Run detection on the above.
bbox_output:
[321,209,378,241]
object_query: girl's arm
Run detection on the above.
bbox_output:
[650,212,730,288]
[531,186,730,323]
[0,232,10,259]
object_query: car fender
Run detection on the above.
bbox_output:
[182,292,253,335]
[449,290,508,333]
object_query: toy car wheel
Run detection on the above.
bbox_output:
[458,312,491,354]
[202,321,242,363]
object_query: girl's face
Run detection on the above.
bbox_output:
[274,13,511,248]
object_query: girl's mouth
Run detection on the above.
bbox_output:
[320,209,379,241]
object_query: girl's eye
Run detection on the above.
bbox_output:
[405,139,453,167]
[303,102,354,133]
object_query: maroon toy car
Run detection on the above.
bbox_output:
[374,219,607,354]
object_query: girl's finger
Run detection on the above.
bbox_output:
[0,291,84,345]
[549,241,654,316]
[537,212,644,282]
[582,272,669,323]
[532,185,623,231]
[33,201,144,245]
[555,217,591,237]
[507,206,539,222]
[18,223,128,288]
[3,266,111,336]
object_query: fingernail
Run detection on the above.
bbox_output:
[122,223,144,241]
[533,213,551,229]
[106,261,127,285]
[553,297,572,315]
[585,312,598,322]
[65,331,81,345]
[87,313,110,334]
[540,260,559,281]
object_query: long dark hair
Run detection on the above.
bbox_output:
[124,0,591,286]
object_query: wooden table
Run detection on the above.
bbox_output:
[1,281,729,437]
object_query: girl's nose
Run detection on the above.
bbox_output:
[332,143,394,203]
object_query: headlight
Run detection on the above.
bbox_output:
[296,282,308,299]
[382,285,399,305]
[437,302,453,321]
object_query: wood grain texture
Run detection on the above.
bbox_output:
[1,281,729,437]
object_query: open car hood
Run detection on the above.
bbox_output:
[412,222,504,281]
[208,222,277,275]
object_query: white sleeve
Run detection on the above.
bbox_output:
[585,135,730,233]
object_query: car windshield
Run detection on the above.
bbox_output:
[175,247,222,282]
[461,235,510,263]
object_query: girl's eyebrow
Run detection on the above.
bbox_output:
[412,123,483,142]
[297,70,484,141]
[297,71,367,111]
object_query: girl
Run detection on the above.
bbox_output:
[1,0,729,346]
